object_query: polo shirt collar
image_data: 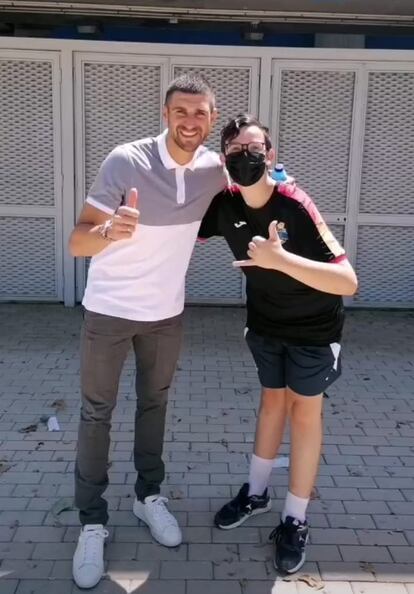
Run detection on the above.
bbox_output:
[156,129,202,171]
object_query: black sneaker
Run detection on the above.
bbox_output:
[214,483,271,530]
[269,516,309,574]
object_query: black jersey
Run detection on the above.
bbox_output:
[199,185,347,346]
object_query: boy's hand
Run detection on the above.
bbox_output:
[233,221,288,270]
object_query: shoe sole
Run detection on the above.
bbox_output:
[72,573,103,590]
[216,500,272,530]
[273,533,309,574]
[132,502,182,547]
[273,552,306,575]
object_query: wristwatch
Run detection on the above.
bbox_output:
[99,219,113,241]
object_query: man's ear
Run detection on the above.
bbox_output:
[266,147,276,167]
[211,108,219,128]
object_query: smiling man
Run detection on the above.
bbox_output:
[69,74,227,589]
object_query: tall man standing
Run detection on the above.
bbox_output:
[69,74,227,589]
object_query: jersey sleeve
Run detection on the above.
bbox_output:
[86,145,131,214]
[198,192,224,239]
[288,187,347,263]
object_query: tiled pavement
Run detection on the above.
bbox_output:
[0,304,413,594]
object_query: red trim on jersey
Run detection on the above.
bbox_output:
[278,185,323,225]
[277,185,346,260]
[331,254,348,264]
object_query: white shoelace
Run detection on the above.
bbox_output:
[79,526,109,565]
[147,497,177,528]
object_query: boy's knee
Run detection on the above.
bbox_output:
[288,393,322,426]
[259,388,286,415]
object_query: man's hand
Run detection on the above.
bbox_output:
[233,220,288,270]
[106,188,140,241]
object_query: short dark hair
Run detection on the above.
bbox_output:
[165,73,215,109]
[220,114,272,153]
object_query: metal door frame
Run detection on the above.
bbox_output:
[0,48,65,301]
[269,59,365,306]
[170,54,261,304]
[73,51,170,302]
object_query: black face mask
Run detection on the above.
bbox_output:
[225,151,266,187]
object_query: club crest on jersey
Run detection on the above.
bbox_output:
[276,222,289,243]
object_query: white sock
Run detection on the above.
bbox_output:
[282,490,309,523]
[248,454,274,496]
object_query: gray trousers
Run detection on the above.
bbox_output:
[74,309,183,526]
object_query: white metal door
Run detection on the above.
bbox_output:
[270,60,359,280]
[74,52,168,301]
[75,52,260,305]
[0,50,63,301]
[2,40,412,308]
[353,64,414,307]
[172,57,260,304]
[269,59,414,308]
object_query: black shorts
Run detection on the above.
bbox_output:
[245,328,341,396]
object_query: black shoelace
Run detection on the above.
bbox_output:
[269,522,307,550]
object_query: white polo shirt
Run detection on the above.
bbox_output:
[82,131,227,321]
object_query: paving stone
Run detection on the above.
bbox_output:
[312,583,352,594]
[213,527,260,544]
[213,560,268,580]
[16,580,73,594]
[104,542,138,561]
[0,499,29,511]
[343,501,390,515]
[0,579,18,594]
[0,527,16,543]
[127,581,186,594]
[351,584,408,594]
[182,527,212,543]
[186,580,242,594]
[0,543,35,560]
[245,581,298,594]
[1,306,414,592]
[327,514,376,529]
[356,529,408,546]
[13,527,66,543]
[106,559,160,581]
[309,528,358,545]
[0,559,53,579]
[339,545,393,563]
[189,543,238,563]
[373,564,414,583]
[0,512,46,526]
[388,546,414,563]
[137,543,187,561]
[160,561,212,580]
[319,562,377,582]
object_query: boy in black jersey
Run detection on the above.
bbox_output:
[199,114,358,575]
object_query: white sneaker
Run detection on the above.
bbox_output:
[133,495,182,547]
[72,524,108,589]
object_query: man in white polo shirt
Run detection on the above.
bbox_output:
[69,73,227,589]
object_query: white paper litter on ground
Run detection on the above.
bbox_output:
[273,456,289,468]
[47,416,60,431]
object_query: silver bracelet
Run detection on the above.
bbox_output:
[99,219,114,241]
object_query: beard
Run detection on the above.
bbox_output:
[172,127,207,153]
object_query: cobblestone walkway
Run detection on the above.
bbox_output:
[0,305,413,594]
